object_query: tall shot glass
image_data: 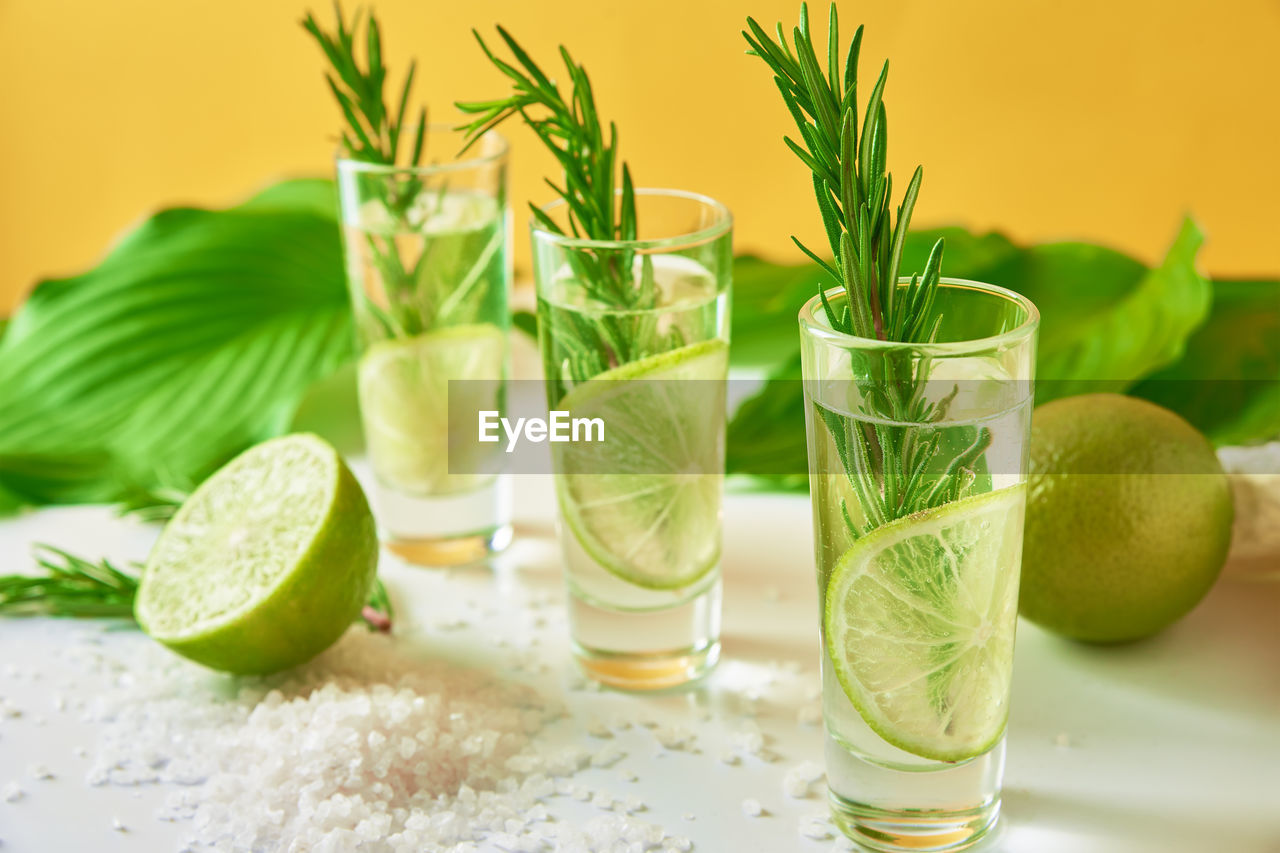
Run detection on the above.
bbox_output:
[800,279,1038,850]
[531,189,732,690]
[336,128,512,566]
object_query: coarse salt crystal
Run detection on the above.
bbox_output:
[796,702,823,727]
[799,814,832,840]
[741,798,765,817]
[70,627,626,851]
[2,781,23,802]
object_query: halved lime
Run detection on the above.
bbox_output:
[556,339,729,591]
[824,485,1026,762]
[358,323,505,496]
[135,434,378,675]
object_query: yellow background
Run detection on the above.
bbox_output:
[3,0,1279,313]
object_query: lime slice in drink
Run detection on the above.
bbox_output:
[824,485,1026,762]
[556,339,729,591]
[135,434,378,675]
[358,324,505,497]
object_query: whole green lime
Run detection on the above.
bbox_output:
[135,434,379,674]
[1020,394,1233,643]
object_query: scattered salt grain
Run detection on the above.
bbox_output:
[783,761,825,798]
[741,798,765,817]
[585,717,613,739]
[591,747,626,768]
[799,813,833,840]
[796,701,823,727]
[652,725,696,751]
[682,813,695,821]
[111,817,127,833]
[1054,732,1073,749]
[27,764,53,781]
[719,750,741,766]
[73,627,686,851]
[2,782,23,803]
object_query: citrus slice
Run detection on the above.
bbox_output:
[556,339,729,591]
[135,434,378,675]
[358,323,505,496]
[824,485,1027,762]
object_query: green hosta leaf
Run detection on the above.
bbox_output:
[724,220,1216,489]
[0,179,352,510]
[730,256,829,369]
[726,358,808,491]
[512,310,538,339]
[730,228,1022,370]
[1001,218,1210,402]
[1132,279,1280,445]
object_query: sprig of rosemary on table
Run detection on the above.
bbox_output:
[1,546,395,632]
[744,2,943,343]
[0,547,139,618]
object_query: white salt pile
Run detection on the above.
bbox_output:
[69,628,689,852]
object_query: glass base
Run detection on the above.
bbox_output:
[827,735,1004,852]
[386,525,512,567]
[372,476,512,567]
[830,794,999,852]
[568,578,721,691]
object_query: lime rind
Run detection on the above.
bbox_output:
[823,485,1026,762]
[135,434,378,674]
[556,339,728,591]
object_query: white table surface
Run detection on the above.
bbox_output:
[1,471,1278,853]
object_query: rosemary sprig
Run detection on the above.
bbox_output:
[749,5,989,539]
[1,545,395,632]
[456,27,656,383]
[114,482,190,522]
[456,27,638,298]
[303,4,425,172]
[304,5,435,338]
[744,2,944,342]
[0,546,138,619]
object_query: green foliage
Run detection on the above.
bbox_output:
[727,219,1269,489]
[1132,279,1280,445]
[0,170,1271,510]
[0,180,353,512]
[1014,219,1210,401]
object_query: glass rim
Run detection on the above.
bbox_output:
[334,125,507,177]
[529,187,733,251]
[799,277,1040,354]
